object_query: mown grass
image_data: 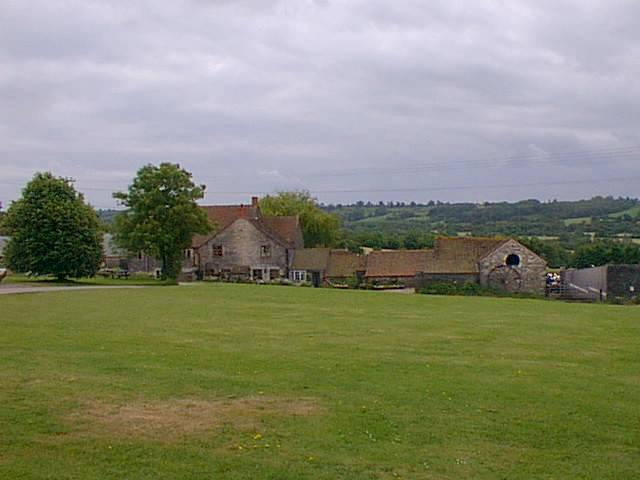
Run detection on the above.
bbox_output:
[1,284,639,479]
[4,273,172,286]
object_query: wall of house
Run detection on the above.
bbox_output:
[478,240,547,294]
[197,219,289,278]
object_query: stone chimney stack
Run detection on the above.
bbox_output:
[251,196,259,208]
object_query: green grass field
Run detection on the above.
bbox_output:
[1,284,639,479]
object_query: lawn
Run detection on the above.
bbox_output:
[1,284,639,479]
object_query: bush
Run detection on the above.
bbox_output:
[419,280,491,297]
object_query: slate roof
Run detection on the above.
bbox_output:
[291,248,331,271]
[425,237,507,273]
[365,250,430,277]
[326,250,366,278]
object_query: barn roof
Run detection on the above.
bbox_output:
[291,248,331,271]
[326,250,366,278]
[424,237,508,273]
[365,250,430,277]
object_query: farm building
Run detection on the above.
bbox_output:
[290,249,366,287]
[195,197,303,281]
[561,264,640,301]
[365,250,430,288]
[326,250,367,286]
[290,248,330,286]
[421,237,548,294]
[102,233,164,276]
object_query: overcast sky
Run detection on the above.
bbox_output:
[1,0,639,208]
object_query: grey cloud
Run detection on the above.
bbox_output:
[1,0,639,208]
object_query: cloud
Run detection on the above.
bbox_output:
[1,0,639,207]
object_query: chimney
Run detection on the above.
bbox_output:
[251,196,259,208]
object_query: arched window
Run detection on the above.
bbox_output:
[505,254,520,267]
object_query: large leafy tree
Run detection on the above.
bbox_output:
[113,163,210,281]
[260,191,340,247]
[3,173,102,279]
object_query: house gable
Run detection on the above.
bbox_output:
[197,218,289,275]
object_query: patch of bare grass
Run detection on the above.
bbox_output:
[73,396,323,441]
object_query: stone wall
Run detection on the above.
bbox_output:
[197,218,289,279]
[478,239,547,294]
[415,272,478,289]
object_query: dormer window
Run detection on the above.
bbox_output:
[260,245,271,258]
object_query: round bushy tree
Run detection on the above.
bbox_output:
[113,163,211,281]
[4,173,103,279]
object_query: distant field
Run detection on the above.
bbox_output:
[563,216,592,226]
[1,284,639,479]
[610,205,640,219]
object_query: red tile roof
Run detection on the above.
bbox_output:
[192,202,303,249]
[260,216,304,248]
[192,204,260,247]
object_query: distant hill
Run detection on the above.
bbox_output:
[324,196,640,243]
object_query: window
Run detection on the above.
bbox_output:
[184,249,193,259]
[269,269,279,280]
[252,269,263,280]
[260,245,271,258]
[137,251,143,260]
[291,270,306,282]
[212,245,223,257]
[506,254,520,267]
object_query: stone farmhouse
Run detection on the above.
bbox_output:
[193,197,303,281]
[103,197,303,281]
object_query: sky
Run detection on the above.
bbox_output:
[1,0,639,209]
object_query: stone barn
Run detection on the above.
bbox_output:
[417,237,547,294]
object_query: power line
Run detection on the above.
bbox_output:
[200,175,640,196]
[1,145,638,190]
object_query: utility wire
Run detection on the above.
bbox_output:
[0,145,638,190]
